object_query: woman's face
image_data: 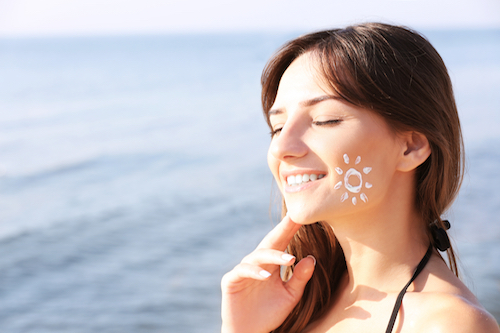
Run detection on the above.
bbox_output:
[267,53,405,224]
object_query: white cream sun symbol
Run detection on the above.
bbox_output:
[334,154,372,205]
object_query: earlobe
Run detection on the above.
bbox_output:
[397,131,431,172]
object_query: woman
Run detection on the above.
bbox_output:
[221,23,500,333]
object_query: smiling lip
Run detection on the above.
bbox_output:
[281,171,327,193]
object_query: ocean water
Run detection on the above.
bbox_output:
[0,30,499,332]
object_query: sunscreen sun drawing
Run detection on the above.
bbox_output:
[334,154,372,205]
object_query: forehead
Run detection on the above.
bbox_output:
[271,53,333,110]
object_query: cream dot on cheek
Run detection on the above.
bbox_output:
[335,154,373,205]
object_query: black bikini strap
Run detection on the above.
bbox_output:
[385,245,433,333]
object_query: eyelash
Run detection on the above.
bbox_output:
[313,119,342,126]
[270,128,282,137]
[270,119,342,137]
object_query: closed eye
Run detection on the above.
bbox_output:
[313,119,342,126]
[271,119,340,136]
[270,127,283,137]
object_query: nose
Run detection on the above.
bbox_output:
[268,122,308,161]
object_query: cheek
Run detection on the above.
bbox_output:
[331,153,374,206]
[331,146,399,208]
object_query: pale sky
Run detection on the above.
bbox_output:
[0,0,499,37]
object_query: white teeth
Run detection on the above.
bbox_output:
[286,173,325,186]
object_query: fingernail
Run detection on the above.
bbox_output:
[307,255,317,266]
[281,253,295,262]
[259,270,271,278]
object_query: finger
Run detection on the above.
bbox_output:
[256,215,302,251]
[241,248,296,266]
[284,256,316,300]
[221,263,272,291]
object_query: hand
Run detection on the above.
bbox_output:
[221,215,316,333]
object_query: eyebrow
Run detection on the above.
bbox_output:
[268,95,342,116]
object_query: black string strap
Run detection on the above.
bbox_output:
[385,245,433,333]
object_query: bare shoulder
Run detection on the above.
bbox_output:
[409,256,500,333]
[415,292,500,333]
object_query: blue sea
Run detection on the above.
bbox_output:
[0,29,499,332]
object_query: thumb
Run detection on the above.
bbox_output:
[284,255,316,300]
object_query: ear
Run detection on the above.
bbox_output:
[397,131,431,172]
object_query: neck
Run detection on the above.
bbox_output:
[326,181,429,295]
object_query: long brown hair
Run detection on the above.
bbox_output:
[261,23,464,332]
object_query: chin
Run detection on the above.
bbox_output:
[286,207,322,225]
[284,195,338,225]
